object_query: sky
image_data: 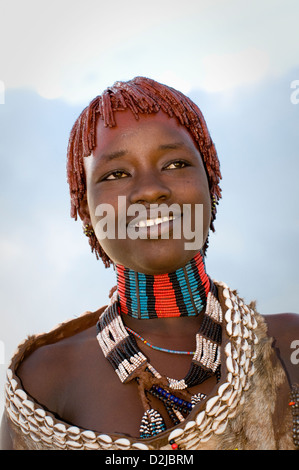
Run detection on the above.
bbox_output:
[0,0,299,414]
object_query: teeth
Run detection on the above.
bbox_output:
[135,215,175,228]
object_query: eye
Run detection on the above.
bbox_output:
[164,160,190,170]
[103,170,130,181]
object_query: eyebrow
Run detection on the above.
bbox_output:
[157,142,187,151]
[100,149,128,161]
[99,141,190,163]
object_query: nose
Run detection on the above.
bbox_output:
[129,171,171,206]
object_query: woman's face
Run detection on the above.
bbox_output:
[82,110,211,274]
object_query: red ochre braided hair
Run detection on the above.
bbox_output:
[66,76,222,268]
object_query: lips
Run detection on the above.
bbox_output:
[132,214,177,228]
[127,206,182,229]
[126,206,183,239]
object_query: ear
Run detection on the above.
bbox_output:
[77,193,92,226]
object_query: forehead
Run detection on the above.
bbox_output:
[92,109,199,157]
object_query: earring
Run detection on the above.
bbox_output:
[211,195,218,217]
[83,223,94,237]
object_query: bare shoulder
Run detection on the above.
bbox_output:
[1,317,118,448]
[263,312,299,385]
[17,323,107,417]
[1,332,84,449]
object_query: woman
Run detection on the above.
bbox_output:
[1,77,298,450]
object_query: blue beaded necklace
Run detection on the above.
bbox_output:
[125,326,195,355]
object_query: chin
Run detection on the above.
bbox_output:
[115,240,200,275]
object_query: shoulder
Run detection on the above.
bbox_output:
[2,306,132,448]
[13,308,107,418]
[263,312,299,385]
[17,332,83,412]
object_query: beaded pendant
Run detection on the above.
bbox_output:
[140,409,166,439]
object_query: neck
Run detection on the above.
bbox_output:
[116,251,210,319]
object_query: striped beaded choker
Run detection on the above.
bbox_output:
[116,250,210,319]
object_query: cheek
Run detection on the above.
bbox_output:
[183,179,211,239]
[87,184,118,225]
[87,188,129,256]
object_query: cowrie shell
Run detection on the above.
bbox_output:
[168,428,184,441]
[214,419,228,435]
[232,344,239,359]
[98,434,112,444]
[83,442,100,450]
[44,416,54,429]
[206,396,219,413]
[226,356,234,374]
[225,309,232,323]
[67,426,80,440]
[226,321,233,336]
[240,338,249,351]
[233,323,241,337]
[66,440,83,449]
[184,420,196,431]
[239,351,247,366]
[15,389,28,401]
[81,430,96,442]
[218,382,231,397]
[226,356,239,375]
[29,431,41,443]
[212,409,229,429]
[196,411,205,427]
[132,442,149,450]
[198,416,211,432]
[232,376,240,390]
[224,342,239,359]
[53,423,67,437]
[227,372,233,383]
[22,399,35,414]
[207,402,221,417]
[224,342,232,357]
[221,385,234,401]
[115,438,131,447]
[222,288,230,299]
[35,408,46,420]
[228,389,238,407]
[240,324,249,339]
[40,425,53,437]
[232,310,241,324]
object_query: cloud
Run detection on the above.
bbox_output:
[1,0,299,104]
[200,48,270,92]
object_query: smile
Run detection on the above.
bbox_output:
[134,215,177,228]
[95,197,204,250]
[126,203,183,231]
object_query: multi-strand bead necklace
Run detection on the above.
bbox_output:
[96,251,222,440]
